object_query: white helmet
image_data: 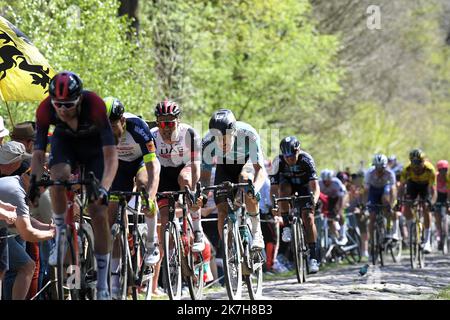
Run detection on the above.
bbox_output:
[320,169,334,181]
[373,153,388,168]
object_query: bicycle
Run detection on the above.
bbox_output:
[108,189,153,300]
[34,171,98,300]
[203,180,264,300]
[314,204,329,265]
[402,199,427,269]
[367,203,400,267]
[158,184,204,300]
[272,192,312,284]
[433,201,449,255]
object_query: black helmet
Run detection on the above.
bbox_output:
[209,109,236,135]
[280,136,300,156]
[49,71,83,100]
[409,148,425,162]
[104,97,125,121]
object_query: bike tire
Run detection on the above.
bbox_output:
[109,224,128,300]
[79,223,96,300]
[370,228,378,266]
[56,227,78,300]
[418,222,425,268]
[222,218,242,300]
[245,226,263,300]
[299,221,308,281]
[345,227,362,264]
[187,226,204,300]
[378,227,385,267]
[409,223,418,269]
[163,221,182,300]
[442,214,448,255]
[291,221,303,283]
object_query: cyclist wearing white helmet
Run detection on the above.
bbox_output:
[365,154,398,241]
[319,169,348,245]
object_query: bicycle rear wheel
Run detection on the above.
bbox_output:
[56,227,78,300]
[291,222,304,283]
[222,219,242,300]
[109,223,128,300]
[163,221,182,300]
[131,224,153,300]
[186,225,204,300]
[244,228,263,299]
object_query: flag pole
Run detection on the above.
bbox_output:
[4,100,14,127]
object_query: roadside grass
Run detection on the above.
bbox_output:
[434,286,450,300]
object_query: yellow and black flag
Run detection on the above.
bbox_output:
[0,16,55,101]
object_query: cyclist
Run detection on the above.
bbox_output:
[269,136,320,273]
[399,149,436,254]
[103,97,160,299]
[319,169,348,245]
[151,100,205,294]
[30,71,118,300]
[364,154,398,240]
[201,109,266,251]
[435,159,449,251]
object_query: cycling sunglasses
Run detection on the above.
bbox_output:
[411,159,423,166]
[51,97,80,109]
[157,120,177,129]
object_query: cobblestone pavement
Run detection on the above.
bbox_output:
[200,253,450,300]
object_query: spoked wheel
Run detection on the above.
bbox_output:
[131,225,153,300]
[56,227,79,300]
[389,235,402,263]
[418,222,425,268]
[79,223,96,300]
[163,221,182,300]
[298,222,308,281]
[291,221,304,283]
[244,230,264,300]
[409,223,419,269]
[186,226,204,300]
[109,224,128,300]
[345,227,362,264]
[222,219,242,300]
[370,227,382,266]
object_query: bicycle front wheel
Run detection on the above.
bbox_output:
[291,222,304,283]
[244,229,263,299]
[109,223,128,300]
[56,227,78,300]
[222,219,242,300]
[163,221,182,300]
[409,223,419,269]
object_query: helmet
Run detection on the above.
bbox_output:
[280,136,300,156]
[372,153,388,168]
[154,100,181,118]
[409,148,425,162]
[388,155,396,162]
[336,171,350,183]
[437,160,449,170]
[104,97,125,121]
[49,71,83,100]
[320,169,334,181]
[208,109,236,135]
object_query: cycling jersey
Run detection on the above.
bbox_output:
[117,112,156,163]
[436,172,450,194]
[269,151,318,186]
[34,91,115,179]
[151,123,201,168]
[400,161,436,186]
[364,167,396,189]
[35,91,115,151]
[201,121,264,172]
[319,178,347,198]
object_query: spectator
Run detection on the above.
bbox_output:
[0,141,55,300]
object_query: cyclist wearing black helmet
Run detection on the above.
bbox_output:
[30,71,118,299]
[399,148,436,253]
[104,97,160,299]
[201,109,266,250]
[269,136,321,273]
